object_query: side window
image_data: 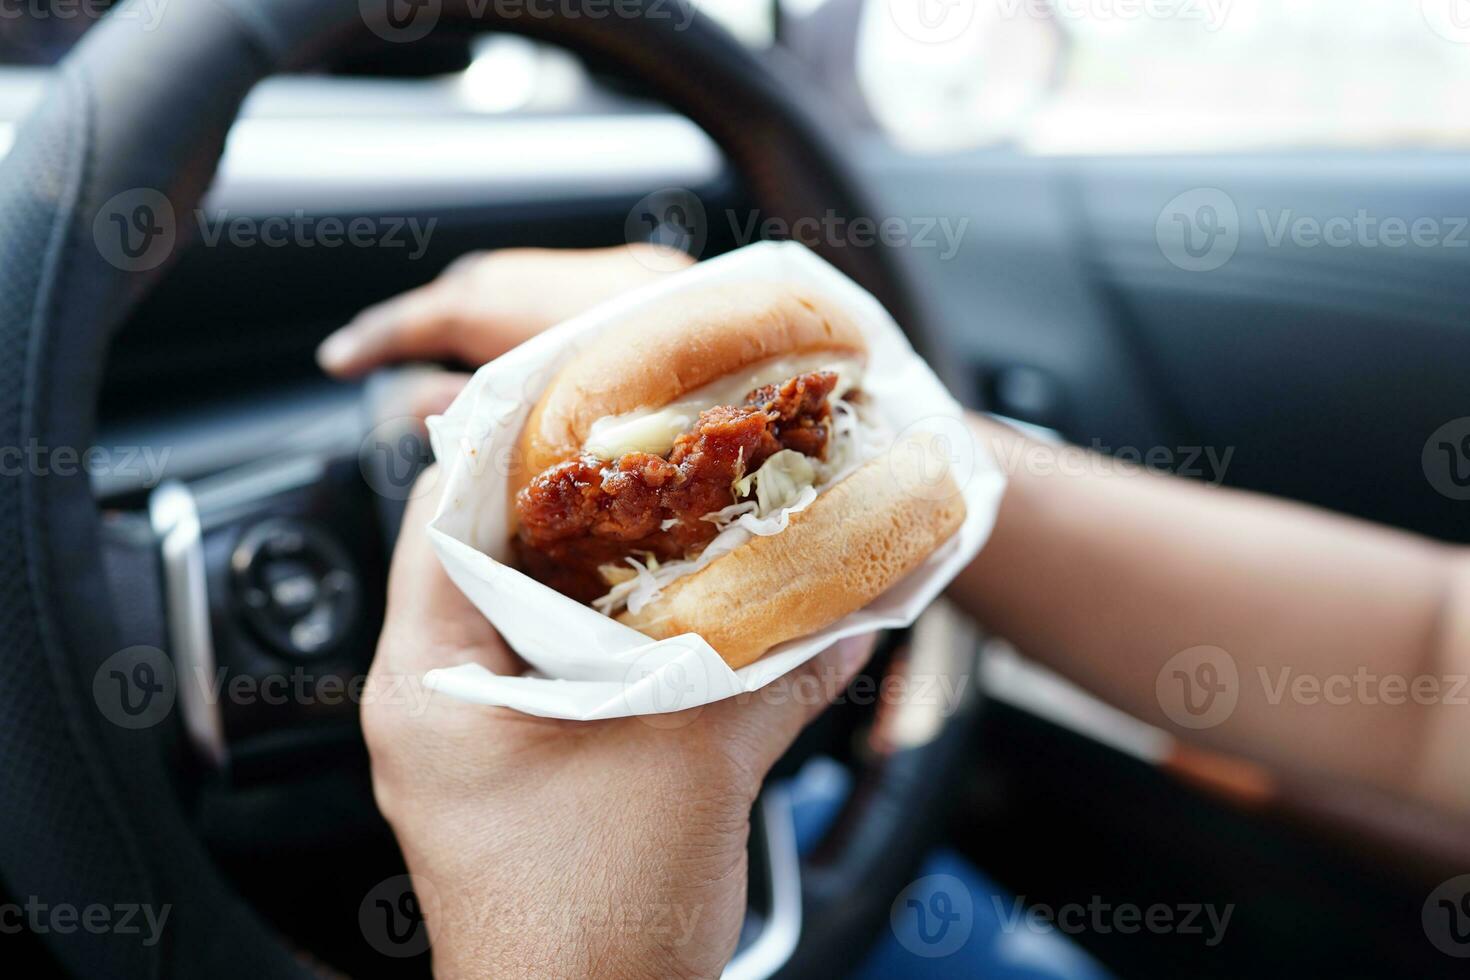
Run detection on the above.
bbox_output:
[858,0,1470,154]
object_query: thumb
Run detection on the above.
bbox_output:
[712,634,878,775]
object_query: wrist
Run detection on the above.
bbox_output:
[406,829,741,980]
[429,897,721,980]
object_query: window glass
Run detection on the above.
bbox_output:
[859,0,1470,154]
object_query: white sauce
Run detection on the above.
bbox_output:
[582,353,863,459]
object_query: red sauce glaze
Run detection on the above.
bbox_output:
[515,371,839,603]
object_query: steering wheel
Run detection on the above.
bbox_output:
[0,1,981,976]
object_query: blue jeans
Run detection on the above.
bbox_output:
[787,758,1113,980]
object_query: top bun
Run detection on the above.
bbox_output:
[512,279,868,490]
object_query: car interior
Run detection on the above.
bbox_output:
[1,1,1468,977]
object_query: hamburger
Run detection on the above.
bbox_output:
[509,280,966,669]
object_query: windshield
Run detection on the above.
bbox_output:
[0,0,774,66]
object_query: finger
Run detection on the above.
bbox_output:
[709,633,878,773]
[400,371,471,421]
[378,465,520,676]
[365,368,471,427]
[320,245,696,378]
[442,249,492,277]
[318,286,459,378]
[405,373,467,420]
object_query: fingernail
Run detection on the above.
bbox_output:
[317,329,358,371]
[833,636,873,674]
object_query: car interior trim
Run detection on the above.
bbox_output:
[724,786,803,980]
[149,479,229,769]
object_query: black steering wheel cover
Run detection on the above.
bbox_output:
[0,2,928,976]
[0,5,318,975]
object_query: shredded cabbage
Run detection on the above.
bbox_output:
[734,449,815,515]
[593,397,883,617]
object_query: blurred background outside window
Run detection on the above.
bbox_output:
[853,0,1470,154]
[3,0,1469,156]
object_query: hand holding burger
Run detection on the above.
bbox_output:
[362,469,877,978]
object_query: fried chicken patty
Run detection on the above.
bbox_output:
[515,371,839,603]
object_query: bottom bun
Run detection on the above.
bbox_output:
[617,433,967,669]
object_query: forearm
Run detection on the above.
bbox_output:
[952,415,1470,810]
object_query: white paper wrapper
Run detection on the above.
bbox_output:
[422,242,1005,719]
